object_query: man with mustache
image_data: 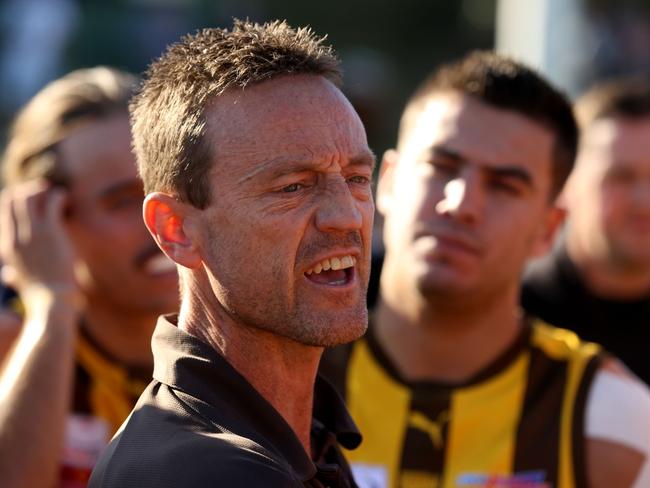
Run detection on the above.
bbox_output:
[0,67,180,487]
[89,20,374,487]
[321,52,650,488]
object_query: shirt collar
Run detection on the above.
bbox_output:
[151,314,360,481]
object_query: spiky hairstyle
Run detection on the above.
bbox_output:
[131,19,341,208]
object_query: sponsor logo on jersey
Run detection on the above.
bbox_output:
[456,470,549,488]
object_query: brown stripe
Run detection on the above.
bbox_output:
[571,353,604,488]
[400,389,452,476]
[513,346,567,486]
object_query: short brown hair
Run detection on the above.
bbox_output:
[2,67,136,187]
[575,76,650,128]
[399,51,578,199]
[131,19,342,209]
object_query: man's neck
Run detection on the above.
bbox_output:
[566,233,650,300]
[82,302,157,369]
[178,293,321,457]
[375,285,523,384]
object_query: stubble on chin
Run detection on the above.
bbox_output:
[292,305,369,347]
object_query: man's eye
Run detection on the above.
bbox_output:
[491,180,521,195]
[282,183,304,193]
[348,175,370,185]
[431,161,457,174]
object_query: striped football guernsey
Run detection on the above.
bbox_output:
[320,320,604,488]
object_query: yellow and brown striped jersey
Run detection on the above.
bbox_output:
[320,320,604,488]
[62,330,151,486]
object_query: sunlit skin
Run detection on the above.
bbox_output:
[0,111,180,488]
[61,115,178,313]
[373,91,563,385]
[154,75,375,348]
[373,92,647,488]
[144,74,375,452]
[565,117,650,298]
[59,114,179,361]
[379,92,561,317]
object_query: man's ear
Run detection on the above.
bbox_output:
[529,205,566,258]
[143,193,202,269]
[376,149,399,216]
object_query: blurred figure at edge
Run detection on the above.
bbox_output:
[0,67,179,488]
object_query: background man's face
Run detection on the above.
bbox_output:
[61,114,179,315]
[567,117,650,267]
[196,75,375,347]
[379,92,558,305]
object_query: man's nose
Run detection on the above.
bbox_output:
[434,173,484,224]
[314,179,364,232]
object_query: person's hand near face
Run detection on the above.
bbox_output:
[0,180,84,328]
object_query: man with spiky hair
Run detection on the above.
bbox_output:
[523,77,650,386]
[321,52,650,488]
[0,67,179,487]
[89,20,374,487]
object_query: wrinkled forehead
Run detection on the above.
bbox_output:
[203,75,369,175]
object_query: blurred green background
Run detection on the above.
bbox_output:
[2,0,650,160]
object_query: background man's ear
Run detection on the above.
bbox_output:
[530,206,566,259]
[143,193,202,269]
[376,149,399,216]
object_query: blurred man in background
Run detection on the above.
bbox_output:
[523,78,650,385]
[321,52,650,488]
[0,67,179,487]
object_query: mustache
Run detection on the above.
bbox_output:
[297,231,364,263]
[133,244,166,268]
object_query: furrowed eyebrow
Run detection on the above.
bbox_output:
[486,166,533,187]
[236,155,309,184]
[237,150,377,184]
[431,146,463,162]
[348,150,377,172]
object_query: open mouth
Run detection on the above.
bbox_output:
[304,255,356,286]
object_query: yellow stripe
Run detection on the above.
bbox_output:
[531,324,600,488]
[344,339,411,488]
[443,352,530,488]
[76,337,147,433]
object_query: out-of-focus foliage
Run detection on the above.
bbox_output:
[0,0,497,160]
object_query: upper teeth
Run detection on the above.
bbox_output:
[306,255,356,275]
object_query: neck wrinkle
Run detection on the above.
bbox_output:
[178,273,322,458]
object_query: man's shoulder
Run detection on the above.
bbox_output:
[529,321,601,360]
[90,383,300,487]
[91,422,299,487]
[584,360,650,487]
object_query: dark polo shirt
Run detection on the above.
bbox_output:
[89,315,361,487]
